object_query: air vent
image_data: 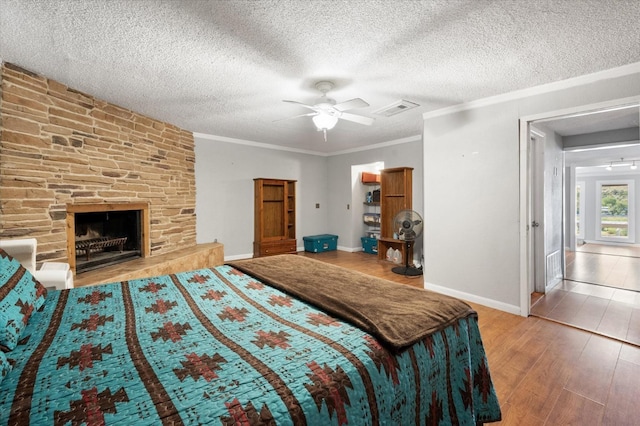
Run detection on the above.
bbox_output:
[373,100,420,117]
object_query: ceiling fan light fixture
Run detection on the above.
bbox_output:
[280,80,372,139]
[312,113,338,131]
[606,163,613,171]
[632,161,638,170]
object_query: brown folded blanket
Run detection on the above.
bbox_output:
[227,254,476,351]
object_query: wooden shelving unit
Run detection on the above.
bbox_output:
[253,178,297,257]
[378,167,413,263]
[362,181,380,238]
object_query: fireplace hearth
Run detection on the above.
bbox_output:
[66,203,150,274]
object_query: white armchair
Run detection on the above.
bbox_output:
[0,238,73,290]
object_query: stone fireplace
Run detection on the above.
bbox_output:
[66,203,151,274]
[0,63,196,271]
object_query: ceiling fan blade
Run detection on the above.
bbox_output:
[273,112,317,122]
[283,100,319,111]
[334,98,369,111]
[339,112,375,126]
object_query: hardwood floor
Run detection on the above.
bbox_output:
[566,243,640,290]
[301,250,640,425]
[531,280,640,346]
[298,250,425,288]
[576,243,640,257]
[531,243,640,347]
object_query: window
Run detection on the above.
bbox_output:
[576,181,585,240]
[596,180,635,243]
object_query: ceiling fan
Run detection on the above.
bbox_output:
[279,81,375,141]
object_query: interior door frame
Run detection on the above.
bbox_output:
[574,179,585,246]
[518,95,640,317]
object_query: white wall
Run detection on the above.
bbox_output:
[423,66,640,312]
[194,137,329,259]
[195,135,424,260]
[326,138,424,260]
[423,104,521,307]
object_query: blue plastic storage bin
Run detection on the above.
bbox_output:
[361,237,378,254]
[303,234,338,253]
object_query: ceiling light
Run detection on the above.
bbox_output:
[602,157,640,171]
[312,113,339,142]
[312,113,338,131]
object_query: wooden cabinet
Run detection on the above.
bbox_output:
[378,167,413,262]
[253,178,297,257]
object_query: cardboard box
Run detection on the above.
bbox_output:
[361,172,380,184]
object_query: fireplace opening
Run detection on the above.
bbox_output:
[74,210,142,273]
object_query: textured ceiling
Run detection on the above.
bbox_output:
[1,0,640,154]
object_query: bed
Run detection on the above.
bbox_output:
[0,251,501,425]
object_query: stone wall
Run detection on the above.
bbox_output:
[0,63,196,263]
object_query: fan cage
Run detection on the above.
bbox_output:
[393,210,423,241]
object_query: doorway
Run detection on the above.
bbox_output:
[350,162,384,251]
[519,98,640,317]
[531,246,640,346]
[523,100,640,344]
[563,173,639,291]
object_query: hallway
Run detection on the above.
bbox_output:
[565,243,640,291]
[531,280,640,346]
[531,243,640,346]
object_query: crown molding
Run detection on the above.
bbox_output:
[193,132,422,157]
[423,62,640,120]
[193,132,329,156]
[327,134,422,156]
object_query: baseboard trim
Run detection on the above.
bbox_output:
[337,245,363,253]
[226,246,363,260]
[583,240,640,247]
[425,281,522,316]
[224,253,253,261]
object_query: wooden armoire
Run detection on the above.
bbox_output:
[253,178,297,257]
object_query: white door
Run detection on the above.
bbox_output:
[529,130,545,293]
[529,127,564,294]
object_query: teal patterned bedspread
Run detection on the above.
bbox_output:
[0,265,501,425]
